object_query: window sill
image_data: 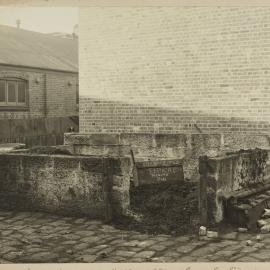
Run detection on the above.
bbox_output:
[0,106,29,111]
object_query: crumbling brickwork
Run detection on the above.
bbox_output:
[79,7,270,134]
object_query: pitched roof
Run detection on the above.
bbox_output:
[0,24,78,73]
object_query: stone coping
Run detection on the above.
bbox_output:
[136,159,184,168]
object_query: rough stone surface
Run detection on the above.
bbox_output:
[0,153,131,220]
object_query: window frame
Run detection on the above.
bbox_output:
[0,78,28,110]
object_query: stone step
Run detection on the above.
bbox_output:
[225,191,270,230]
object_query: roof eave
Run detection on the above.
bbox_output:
[0,62,78,74]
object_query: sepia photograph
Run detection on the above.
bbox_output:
[1,4,270,266]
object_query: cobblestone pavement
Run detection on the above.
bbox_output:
[1,210,270,263]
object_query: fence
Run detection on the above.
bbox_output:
[0,116,78,147]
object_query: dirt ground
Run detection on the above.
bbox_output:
[114,180,199,236]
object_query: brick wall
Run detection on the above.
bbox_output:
[0,65,78,119]
[79,7,270,134]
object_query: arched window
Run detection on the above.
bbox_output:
[0,78,28,108]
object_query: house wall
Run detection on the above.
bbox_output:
[79,7,270,134]
[0,64,78,119]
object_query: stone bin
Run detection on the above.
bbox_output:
[64,132,270,181]
[0,152,132,221]
[199,148,270,226]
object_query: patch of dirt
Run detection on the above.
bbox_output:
[113,180,199,236]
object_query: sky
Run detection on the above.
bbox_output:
[0,7,78,34]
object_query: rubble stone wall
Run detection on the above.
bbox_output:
[64,133,270,181]
[0,153,131,220]
[199,149,270,226]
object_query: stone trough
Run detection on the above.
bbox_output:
[199,148,270,231]
[0,144,132,221]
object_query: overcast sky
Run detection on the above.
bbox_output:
[0,7,78,34]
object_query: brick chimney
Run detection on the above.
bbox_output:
[73,24,78,39]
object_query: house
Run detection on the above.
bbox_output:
[0,24,78,120]
[0,24,78,146]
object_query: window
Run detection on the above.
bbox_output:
[0,78,27,108]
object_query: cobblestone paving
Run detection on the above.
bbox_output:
[0,210,270,263]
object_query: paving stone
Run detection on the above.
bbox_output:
[190,246,220,257]
[80,236,101,243]
[110,239,126,245]
[75,230,95,237]
[1,230,14,236]
[136,240,157,248]
[4,239,24,247]
[77,255,97,263]
[150,244,167,251]
[24,247,46,254]
[238,256,260,262]
[62,234,81,240]
[121,240,141,247]
[214,250,239,257]
[176,245,196,254]
[0,258,12,263]
[73,218,86,224]
[114,250,136,257]
[175,256,196,262]
[222,245,242,251]
[253,243,265,249]
[151,256,174,262]
[174,236,191,242]
[2,251,24,261]
[134,250,156,258]
[252,250,270,260]
[73,243,90,251]
[57,257,72,263]
[19,251,59,263]
[0,246,17,255]
[61,240,78,245]
[159,240,175,247]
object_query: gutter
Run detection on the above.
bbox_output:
[0,62,78,74]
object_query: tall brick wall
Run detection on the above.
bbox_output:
[0,65,78,119]
[79,7,270,134]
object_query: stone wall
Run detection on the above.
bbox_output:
[0,152,131,220]
[199,149,270,226]
[64,132,270,180]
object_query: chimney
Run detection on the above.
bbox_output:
[72,24,78,39]
[16,19,21,29]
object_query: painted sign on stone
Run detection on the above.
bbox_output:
[136,159,184,186]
